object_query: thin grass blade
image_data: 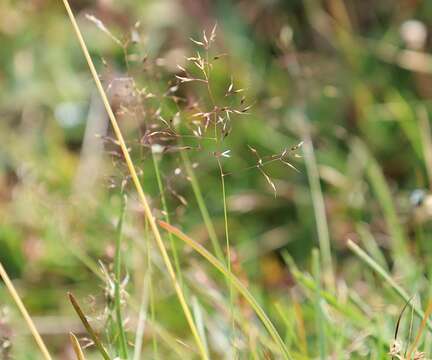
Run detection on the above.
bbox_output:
[68,292,111,360]
[114,195,129,359]
[0,262,52,360]
[347,240,432,332]
[158,220,292,359]
[312,249,327,359]
[70,332,86,360]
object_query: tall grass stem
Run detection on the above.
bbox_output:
[181,151,224,261]
[114,196,129,358]
[60,1,209,357]
[302,134,335,291]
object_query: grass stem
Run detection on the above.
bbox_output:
[217,159,236,349]
[133,274,149,360]
[151,152,183,284]
[114,196,129,358]
[302,134,335,291]
[312,249,327,359]
[60,1,208,357]
[181,150,224,261]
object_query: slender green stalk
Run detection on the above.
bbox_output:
[274,303,298,350]
[418,105,432,190]
[0,262,52,360]
[205,39,236,352]
[151,152,182,283]
[352,139,411,271]
[181,150,224,261]
[133,274,149,360]
[114,196,128,359]
[159,220,292,360]
[218,161,231,274]
[347,240,432,332]
[191,296,209,358]
[356,223,388,271]
[302,134,335,291]
[61,2,208,357]
[145,220,159,359]
[217,159,236,350]
[68,292,111,360]
[312,249,327,359]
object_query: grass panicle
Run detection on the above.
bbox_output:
[60,1,209,358]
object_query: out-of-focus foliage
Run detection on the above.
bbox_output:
[2,0,432,358]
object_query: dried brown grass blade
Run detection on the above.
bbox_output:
[68,292,110,360]
[0,262,52,360]
[70,332,86,360]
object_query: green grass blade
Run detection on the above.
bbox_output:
[356,223,388,271]
[114,196,128,359]
[217,159,236,350]
[352,139,410,269]
[152,152,183,283]
[282,252,365,323]
[347,240,432,332]
[191,296,209,358]
[302,132,335,291]
[181,150,224,261]
[159,220,292,360]
[312,249,327,359]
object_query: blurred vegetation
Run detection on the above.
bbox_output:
[2,0,432,359]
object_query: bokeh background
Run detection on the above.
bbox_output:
[2,0,432,358]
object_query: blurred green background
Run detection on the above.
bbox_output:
[2,0,432,358]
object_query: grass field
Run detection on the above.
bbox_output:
[2,0,432,359]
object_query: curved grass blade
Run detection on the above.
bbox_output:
[70,332,86,360]
[158,220,292,360]
[347,240,432,332]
